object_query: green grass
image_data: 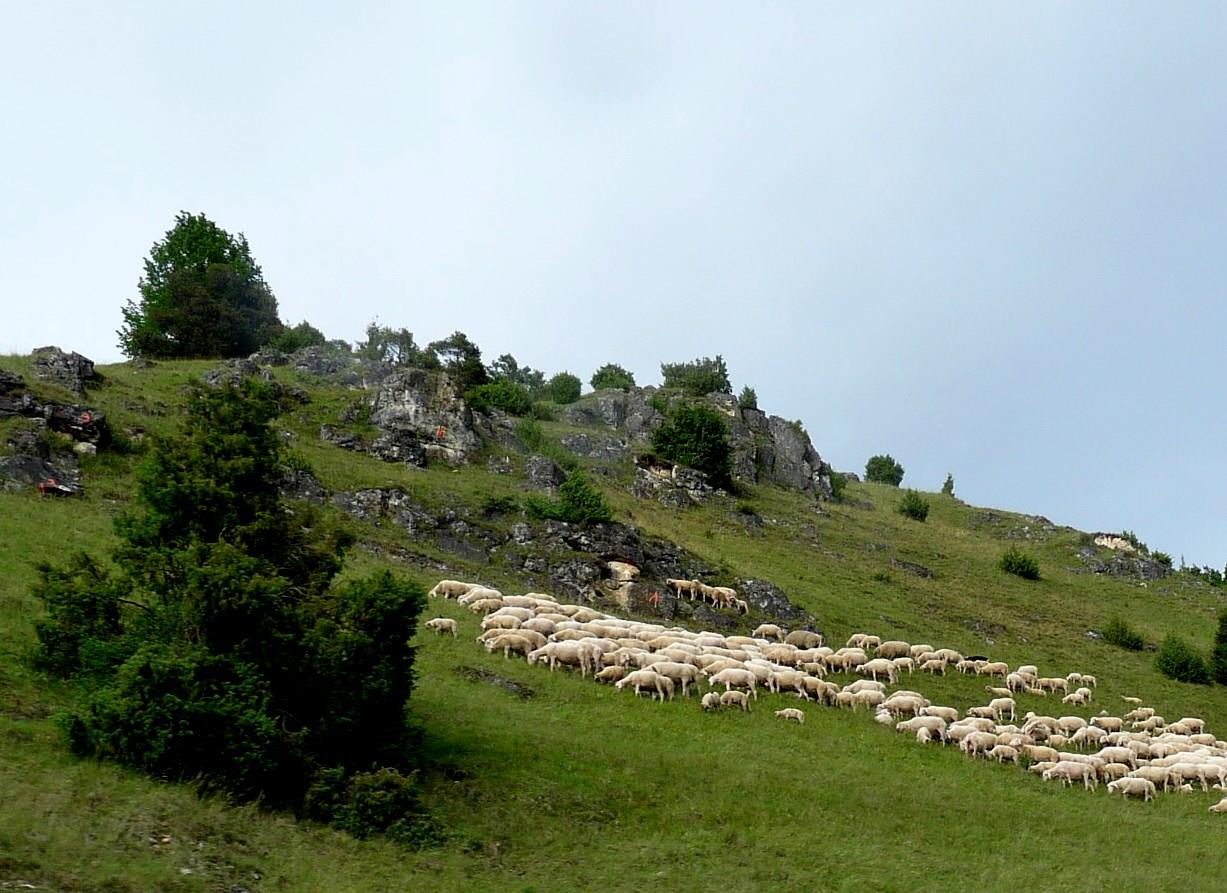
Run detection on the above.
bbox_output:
[4,354,1227,890]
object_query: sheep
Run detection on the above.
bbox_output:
[666,578,700,600]
[1107,777,1156,801]
[1177,717,1207,734]
[1038,677,1069,694]
[916,727,934,744]
[920,658,948,675]
[785,629,824,649]
[424,617,458,637]
[594,665,626,684]
[1123,706,1154,721]
[720,690,751,711]
[897,716,947,741]
[1069,726,1108,750]
[1081,674,1097,688]
[1208,797,1227,814]
[1062,690,1089,706]
[708,668,759,699]
[1006,673,1027,693]
[707,586,739,610]
[921,705,960,724]
[985,686,1012,698]
[858,658,897,683]
[988,697,1016,722]
[976,661,1009,679]
[429,579,476,599]
[528,641,594,676]
[616,669,671,700]
[934,648,965,664]
[1043,761,1098,791]
[883,695,927,719]
[466,597,505,615]
[892,657,915,675]
[652,661,702,697]
[1016,664,1038,679]
[842,679,886,695]
[701,691,722,711]
[1090,716,1124,733]
[1095,746,1138,769]
[989,744,1019,764]
[484,632,535,660]
[1121,696,1144,705]
[909,644,935,660]
[775,708,805,723]
[852,689,886,711]
[753,623,786,641]
[1099,763,1130,781]
[480,614,521,631]
[960,731,999,758]
[1022,744,1060,764]
[1057,716,1088,735]
[872,640,910,659]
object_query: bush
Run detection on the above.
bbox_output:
[660,355,732,396]
[466,379,533,416]
[897,490,929,522]
[1152,551,1173,569]
[1102,616,1145,651]
[513,418,578,472]
[1213,611,1227,685]
[525,473,612,525]
[941,473,954,497]
[266,320,326,353]
[1154,635,1211,684]
[650,403,733,490]
[544,372,582,404]
[865,454,905,486]
[999,547,1040,580]
[590,363,636,391]
[738,386,757,410]
[828,472,848,502]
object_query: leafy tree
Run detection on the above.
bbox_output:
[590,363,636,391]
[267,320,326,353]
[427,331,487,392]
[738,386,758,410]
[33,379,426,829]
[1213,611,1227,685]
[118,211,282,358]
[544,371,582,404]
[489,354,545,396]
[356,322,432,368]
[898,490,929,522]
[650,403,733,490]
[998,547,1040,581]
[865,454,905,486]
[1155,635,1211,684]
[660,355,732,396]
[941,473,954,497]
[466,379,533,416]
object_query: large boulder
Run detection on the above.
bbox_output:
[32,346,99,394]
[369,369,483,465]
[0,455,80,495]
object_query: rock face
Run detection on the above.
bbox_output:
[630,455,715,507]
[0,455,79,495]
[369,369,483,465]
[1076,547,1169,581]
[525,455,567,491]
[32,346,99,394]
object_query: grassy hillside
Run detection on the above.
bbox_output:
[3,355,1227,892]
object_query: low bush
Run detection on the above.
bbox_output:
[466,379,533,416]
[828,472,847,502]
[865,454,905,486]
[544,372,582,404]
[512,418,578,471]
[738,386,757,410]
[999,547,1040,580]
[1102,616,1145,651]
[1154,635,1211,684]
[590,363,635,391]
[525,473,612,525]
[897,490,929,522]
[660,355,732,396]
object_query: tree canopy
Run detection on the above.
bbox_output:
[865,454,905,486]
[650,402,734,490]
[118,212,283,359]
[660,355,732,396]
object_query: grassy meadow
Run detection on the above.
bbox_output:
[3,356,1227,891]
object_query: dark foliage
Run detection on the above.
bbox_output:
[941,473,954,497]
[999,547,1040,580]
[660,355,732,396]
[544,372,582,405]
[466,379,534,416]
[865,454,905,486]
[427,331,487,393]
[525,472,613,525]
[357,323,434,368]
[267,320,327,353]
[1213,611,1227,685]
[897,490,930,522]
[119,212,281,359]
[828,472,848,502]
[650,403,733,490]
[489,354,546,397]
[1155,635,1211,684]
[738,386,758,410]
[1102,616,1145,651]
[590,363,636,391]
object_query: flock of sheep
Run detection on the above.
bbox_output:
[425,578,1227,814]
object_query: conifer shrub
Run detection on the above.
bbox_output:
[1102,616,1145,651]
[544,371,582,404]
[525,472,612,525]
[898,490,929,522]
[999,547,1040,580]
[1213,611,1227,685]
[828,472,848,502]
[1154,635,1211,684]
[650,403,733,490]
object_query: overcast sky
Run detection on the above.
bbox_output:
[3,3,1225,567]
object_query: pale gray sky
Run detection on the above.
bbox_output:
[3,3,1225,567]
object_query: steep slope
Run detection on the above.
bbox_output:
[2,352,1227,892]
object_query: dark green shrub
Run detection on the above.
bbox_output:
[544,372,582,404]
[266,320,326,353]
[1152,551,1173,569]
[865,454,905,486]
[828,472,848,502]
[1155,635,1211,684]
[488,353,545,397]
[306,766,433,846]
[466,379,533,416]
[427,331,487,392]
[941,473,954,497]
[1102,616,1144,651]
[898,490,929,522]
[738,386,757,410]
[999,547,1040,580]
[590,363,635,391]
[650,403,733,490]
[660,355,731,396]
[525,473,612,525]
[512,418,577,471]
[1212,611,1227,685]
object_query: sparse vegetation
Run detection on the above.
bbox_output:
[865,454,905,486]
[525,472,612,524]
[465,379,533,416]
[828,471,848,502]
[998,546,1040,580]
[941,473,954,497]
[1213,611,1227,685]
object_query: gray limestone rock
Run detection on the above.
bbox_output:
[525,454,566,490]
[369,369,483,465]
[32,346,99,394]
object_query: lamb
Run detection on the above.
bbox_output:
[774,708,805,723]
[1107,777,1156,801]
[720,690,751,711]
[701,691,722,711]
[424,617,458,637]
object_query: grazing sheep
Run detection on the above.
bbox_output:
[1015,664,1038,679]
[985,686,1012,698]
[720,690,751,711]
[989,745,1019,764]
[977,661,1009,679]
[916,727,934,744]
[897,716,947,741]
[909,644,936,660]
[1038,677,1069,694]
[892,657,915,675]
[921,705,960,724]
[701,691,722,711]
[653,661,701,697]
[466,597,505,615]
[753,623,786,641]
[852,689,886,711]
[843,679,887,695]
[1107,777,1156,801]
[1006,673,1027,693]
[874,640,912,659]
[920,658,948,675]
[481,614,521,631]
[859,658,898,683]
[988,697,1016,722]
[1062,690,1089,706]
[666,578,700,600]
[616,669,673,700]
[1090,715,1124,733]
[1043,761,1098,791]
[709,668,759,699]
[484,632,535,660]
[429,579,476,599]
[785,629,824,649]
[1022,744,1060,764]
[424,617,458,637]
[775,708,805,723]
[960,731,999,758]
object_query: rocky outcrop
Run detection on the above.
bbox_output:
[560,432,627,461]
[1076,547,1169,581]
[0,455,79,495]
[369,369,483,465]
[32,346,99,394]
[525,455,566,490]
[630,455,715,507]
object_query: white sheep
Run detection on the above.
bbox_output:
[720,690,751,711]
[988,697,1016,722]
[753,623,786,641]
[988,744,1019,764]
[774,708,805,723]
[429,579,475,599]
[1042,761,1098,791]
[708,667,759,699]
[785,629,824,649]
[1107,777,1156,801]
[424,617,458,637]
[1209,797,1227,814]
[701,691,722,711]
[594,665,626,684]
[483,632,535,659]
